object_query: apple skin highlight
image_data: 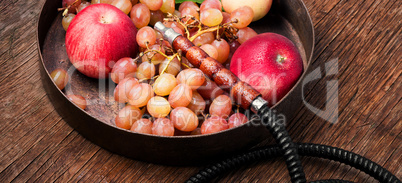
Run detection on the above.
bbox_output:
[65,4,138,79]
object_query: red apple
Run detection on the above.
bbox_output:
[230,33,303,106]
[65,4,138,79]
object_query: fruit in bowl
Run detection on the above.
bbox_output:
[221,0,273,21]
[230,33,304,106]
[38,0,314,165]
[59,0,303,136]
[65,3,138,79]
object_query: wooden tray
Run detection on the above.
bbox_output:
[37,0,314,165]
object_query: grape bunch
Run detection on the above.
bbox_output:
[60,0,261,136]
[112,57,248,136]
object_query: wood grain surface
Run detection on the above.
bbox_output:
[0,0,400,182]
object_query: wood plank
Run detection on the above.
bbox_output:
[24,131,80,183]
[318,24,398,182]
[33,136,98,182]
[0,0,400,182]
[0,0,45,82]
[0,58,47,135]
[66,152,121,182]
[227,0,401,181]
[3,117,69,183]
[304,12,400,183]
[0,111,64,182]
[282,0,395,180]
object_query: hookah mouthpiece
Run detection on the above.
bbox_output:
[154,22,182,45]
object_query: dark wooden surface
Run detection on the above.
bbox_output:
[0,0,400,182]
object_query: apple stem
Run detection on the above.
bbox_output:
[100,16,109,24]
[277,55,286,64]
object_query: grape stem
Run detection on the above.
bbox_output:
[189,26,219,42]
[58,0,80,16]
[181,62,191,69]
[141,48,181,79]
[165,13,238,42]
[160,53,180,75]
[200,111,209,119]
[165,13,195,40]
[139,12,240,87]
[143,48,170,61]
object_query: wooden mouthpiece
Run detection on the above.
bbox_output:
[172,36,260,109]
[154,22,261,110]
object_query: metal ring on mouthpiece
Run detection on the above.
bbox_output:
[251,96,269,114]
[154,22,181,45]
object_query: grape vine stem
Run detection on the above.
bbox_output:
[58,0,80,16]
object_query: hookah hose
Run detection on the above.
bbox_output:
[186,142,401,183]
[186,104,401,183]
[153,22,401,183]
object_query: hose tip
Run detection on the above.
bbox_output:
[154,21,181,45]
[154,22,167,34]
[251,96,268,114]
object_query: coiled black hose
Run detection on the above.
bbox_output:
[186,105,401,183]
[258,104,306,183]
[186,144,401,183]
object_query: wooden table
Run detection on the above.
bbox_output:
[0,0,400,182]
